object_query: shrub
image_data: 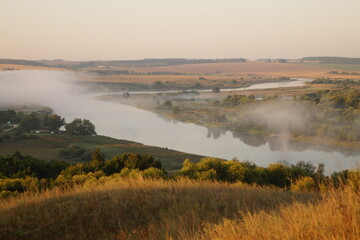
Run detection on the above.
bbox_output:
[291,176,317,192]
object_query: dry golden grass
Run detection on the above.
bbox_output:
[0,178,316,240]
[199,186,360,240]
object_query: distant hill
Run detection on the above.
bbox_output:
[302,57,360,64]
[0,58,247,69]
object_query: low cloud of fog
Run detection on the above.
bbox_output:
[245,102,311,151]
[250,103,310,133]
[0,70,83,108]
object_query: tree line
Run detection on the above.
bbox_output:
[0,149,357,198]
[0,110,96,136]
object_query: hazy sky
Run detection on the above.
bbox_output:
[1,0,360,60]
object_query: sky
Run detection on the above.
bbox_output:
[1,0,360,61]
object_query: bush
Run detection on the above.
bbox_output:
[141,168,167,180]
[291,176,317,192]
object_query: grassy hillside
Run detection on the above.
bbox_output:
[1,177,359,240]
[200,186,360,240]
[0,178,317,240]
[0,132,203,172]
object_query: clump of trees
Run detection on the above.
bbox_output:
[60,150,163,178]
[0,110,19,124]
[1,150,360,198]
[0,150,165,198]
[19,113,41,131]
[218,89,360,142]
[178,158,321,189]
[43,114,65,132]
[65,118,96,135]
[223,94,255,106]
[0,109,97,136]
[0,151,69,179]
[300,89,360,141]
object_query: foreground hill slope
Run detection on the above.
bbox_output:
[0,179,317,240]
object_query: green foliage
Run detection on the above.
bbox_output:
[19,113,41,131]
[65,118,96,135]
[60,150,163,179]
[291,176,317,192]
[141,168,167,179]
[89,148,105,171]
[58,146,86,159]
[0,110,18,124]
[0,151,69,179]
[43,114,65,132]
[223,94,255,106]
[179,158,318,188]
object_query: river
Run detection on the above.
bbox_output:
[0,70,359,174]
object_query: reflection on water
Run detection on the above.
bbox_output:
[208,128,360,158]
[207,128,226,140]
[231,131,267,147]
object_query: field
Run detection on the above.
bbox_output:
[3,61,360,88]
[0,132,203,172]
[79,62,360,90]
[300,61,360,72]
[113,61,360,79]
[0,64,63,71]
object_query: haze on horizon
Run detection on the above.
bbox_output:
[1,0,360,61]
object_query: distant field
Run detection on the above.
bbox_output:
[3,61,360,82]
[0,64,63,71]
[299,62,360,72]
[122,61,329,77]
[85,61,360,81]
[81,74,267,86]
[81,61,340,86]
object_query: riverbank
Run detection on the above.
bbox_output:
[100,84,360,151]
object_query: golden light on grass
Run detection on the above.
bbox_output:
[0,178,316,240]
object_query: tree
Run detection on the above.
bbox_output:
[65,118,96,135]
[43,114,65,132]
[19,113,41,131]
[89,148,105,170]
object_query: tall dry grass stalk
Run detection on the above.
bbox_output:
[198,186,360,240]
[0,178,316,240]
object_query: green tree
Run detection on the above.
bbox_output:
[89,148,105,171]
[65,118,96,135]
[43,114,65,132]
[19,113,41,131]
